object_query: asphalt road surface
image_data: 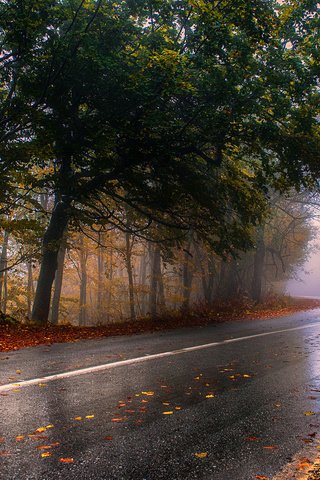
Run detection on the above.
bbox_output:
[2,309,320,480]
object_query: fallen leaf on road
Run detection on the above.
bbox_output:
[263,445,277,450]
[41,452,51,458]
[85,415,94,419]
[141,392,154,396]
[15,435,24,442]
[304,411,315,416]
[59,458,74,463]
[245,437,258,441]
[74,417,82,421]
[194,452,208,458]
[162,411,173,415]
[205,394,215,398]
[255,476,269,479]
[104,436,113,441]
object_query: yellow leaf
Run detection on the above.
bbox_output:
[141,392,154,396]
[195,452,208,458]
[35,427,46,433]
[162,411,173,415]
[206,394,215,399]
[304,411,315,416]
[41,452,52,458]
[46,425,54,429]
[38,383,47,387]
[85,415,94,419]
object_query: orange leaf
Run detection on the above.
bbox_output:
[162,411,173,415]
[15,435,24,442]
[59,458,74,463]
[194,452,208,458]
[104,436,113,441]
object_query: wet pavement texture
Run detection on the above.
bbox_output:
[2,309,320,479]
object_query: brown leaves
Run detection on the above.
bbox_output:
[59,458,74,464]
[297,458,312,471]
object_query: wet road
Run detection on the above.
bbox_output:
[2,310,320,479]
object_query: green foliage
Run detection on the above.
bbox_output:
[0,0,319,256]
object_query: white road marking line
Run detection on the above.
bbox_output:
[1,321,320,393]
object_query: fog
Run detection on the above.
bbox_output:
[287,220,320,298]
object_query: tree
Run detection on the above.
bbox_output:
[1,1,318,323]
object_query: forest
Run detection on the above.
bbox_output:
[0,0,319,327]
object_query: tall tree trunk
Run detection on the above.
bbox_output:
[79,236,88,326]
[148,244,158,316]
[97,233,104,319]
[31,198,70,324]
[139,246,147,315]
[125,232,136,321]
[27,260,34,319]
[148,244,164,315]
[182,245,193,310]
[0,230,9,310]
[251,225,266,303]
[106,250,113,322]
[3,269,7,314]
[50,234,67,325]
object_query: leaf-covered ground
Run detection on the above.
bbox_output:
[1,297,320,352]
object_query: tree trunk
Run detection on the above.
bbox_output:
[148,245,164,316]
[106,250,113,322]
[31,199,70,324]
[182,246,193,310]
[27,260,34,319]
[97,233,104,319]
[251,225,266,303]
[125,232,136,321]
[139,246,147,315]
[148,244,158,316]
[3,269,7,314]
[79,236,88,326]
[50,234,67,325]
[0,230,9,310]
